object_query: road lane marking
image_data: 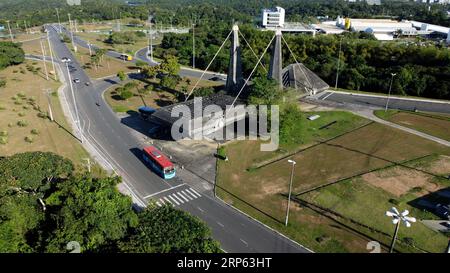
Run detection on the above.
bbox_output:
[177,192,189,202]
[240,239,248,246]
[168,195,180,205]
[163,197,173,205]
[143,183,186,199]
[189,188,202,197]
[217,222,224,228]
[322,91,334,100]
[197,207,205,213]
[171,194,184,204]
[185,189,199,199]
[180,190,193,200]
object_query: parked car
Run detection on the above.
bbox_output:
[436,204,450,220]
[61,57,71,63]
[73,78,81,83]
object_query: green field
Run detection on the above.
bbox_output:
[374,110,450,141]
[216,111,450,253]
[0,61,90,169]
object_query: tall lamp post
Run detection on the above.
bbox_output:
[335,37,342,89]
[385,73,397,112]
[192,23,196,69]
[285,159,297,226]
[386,207,416,253]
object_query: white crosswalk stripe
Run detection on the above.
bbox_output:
[168,195,180,205]
[153,187,202,207]
[180,190,193,200]
[177,192,189,202]
[163,197,173,205]
[172,193,184,204]
[185,188,199,199]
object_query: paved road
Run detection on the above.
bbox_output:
[315,91,450,114]
[60,26,227,83]
[46,25,309,253]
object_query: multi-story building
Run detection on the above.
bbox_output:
[261,6,285,28]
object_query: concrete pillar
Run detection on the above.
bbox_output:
[268,29,283,89]
[226,24,244,93]
[447,30,450,44]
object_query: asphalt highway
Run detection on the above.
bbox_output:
[46,25,309,253]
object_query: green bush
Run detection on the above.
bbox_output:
[119,90,134,100]
[17,120,28,127]
[31,129,40,135]
[23,105,30,110]
[18,112,26,117]
[14,100,23,105]
[37,112,47,119]
[0,79,6,88]
[0,105,5,110]
[17,92,26,98]
[0,131,8,137]
[7,123,13,128]
[0,136,7,145]
[24,136,34,143]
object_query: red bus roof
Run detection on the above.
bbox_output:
[143,146,174,168]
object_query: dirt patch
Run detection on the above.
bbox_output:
[362,167,441,197]
[428,155,450,175]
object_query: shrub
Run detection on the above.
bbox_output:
[0,137,7,145]
[18,112,26,117]
[17,92,26,98]
[23,105,30,110]
[14,100,23,105]
[0,131,8,137]
[119,90,134,100]
[0,105,6,110]
[37,112,47,119]
[0,79,6,88]
[28,96,36,103]
[25,136,34,143]
[7,123,13,128]
[31,129,40,135]
[17,120,28,127]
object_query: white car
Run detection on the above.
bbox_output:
[73,78,81,83]
[61,57,71,63]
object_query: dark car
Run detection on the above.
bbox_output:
[209,76,226,81]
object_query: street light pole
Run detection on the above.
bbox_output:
[192,23,195,69]
[39,38,49,81]
[385,73,397,112]
[285,159,296,226]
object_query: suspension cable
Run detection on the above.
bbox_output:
[184,29,233,102]
[238,30,267,72]
[229,33,276,109]
[281,34,313,93]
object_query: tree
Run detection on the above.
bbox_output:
[0,42,25,71]
[117,71,127,81]
[0,152,74,252]
[119,205,221,253]
[279,103,303,145]
[141,65,158,80]
[159,54,180,76]
[44,175,138,253]
[119,89,133,100]
[248,77,281,105]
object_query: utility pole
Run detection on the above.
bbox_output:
[192,23,196,69]
[6,20,13,42]
[24,20,29,34]
[44,88,54,122]
[385,73,397,112]
[285,160,296,226]
[39,38,49,81]
[65,61,82,143]
[335,37,342,89]
[55,8,62,33]
[46,30,57,81]
[88,41,92,56]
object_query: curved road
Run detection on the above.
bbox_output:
[46,25,309,253]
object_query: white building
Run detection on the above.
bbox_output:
[416,0,450,4]
[261,7,285,28]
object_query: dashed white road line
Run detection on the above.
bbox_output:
[172,193,184,204]
[240,239,248,246]
[177,192,190,202]
[181,190,193,200]
[168,195,180,205]
[217,222,224,228]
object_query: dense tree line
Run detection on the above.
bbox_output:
[0,42,24,71]
[0,152,221,253]
[1,0,449,29]
[159,23,450,100]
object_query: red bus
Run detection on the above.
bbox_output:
[142,146,176,179]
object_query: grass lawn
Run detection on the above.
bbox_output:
[69,44,136,79]
[374,110,450,141]
[0,61,90,170]
[105,76,224,113]
[216,113,450,252]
